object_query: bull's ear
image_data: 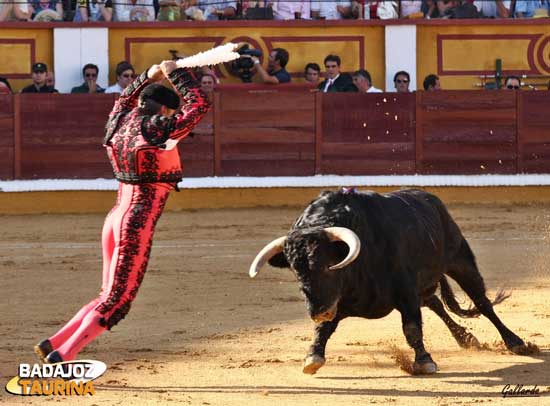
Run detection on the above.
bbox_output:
[268,252,290,268]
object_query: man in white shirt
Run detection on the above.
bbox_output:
[352,69,383,93]
[310,0,351,20]
[474,0,510,18]
[105,61,135,94]
[269,0,310,20]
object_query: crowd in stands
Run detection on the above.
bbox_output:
[1,48,542,96]
[1,0,550,22]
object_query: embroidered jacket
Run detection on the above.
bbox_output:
[104,68,210,184]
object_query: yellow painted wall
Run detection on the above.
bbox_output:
[0,29,53,92]
[108,25,385,88]
[418,24,550,90]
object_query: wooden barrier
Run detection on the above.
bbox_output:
[1,89,550,181]
[0,94,14,179]
[319,93,416,175]
[416,91,517,174]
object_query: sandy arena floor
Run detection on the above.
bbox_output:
[1,199,549,405]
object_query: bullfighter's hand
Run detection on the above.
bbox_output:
[147,64,163,81]
[160,60,178,77]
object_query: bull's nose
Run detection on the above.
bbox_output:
[312,310,336,323]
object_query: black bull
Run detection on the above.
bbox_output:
[249,189,533,375]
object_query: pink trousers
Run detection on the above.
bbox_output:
[48,182,171,360]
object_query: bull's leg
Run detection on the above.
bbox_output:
[303,316,342,375]
[424,295,480,349]
[447,240,528,354]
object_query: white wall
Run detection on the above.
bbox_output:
[385,25,417,92]
[53,28,109,93]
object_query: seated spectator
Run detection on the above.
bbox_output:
[269,0,310,20]
[0,77,12,94]
[514,0,545,18]
[352,69,382,93]
[30,0,63,20]
[76,0,113,21]
[46,71,55,88]
[157,0,182,20]
[474,0,509,18]
[504,76,521,90]
[185,0,236,20]
[304,63,321,84]
[318,54,357,92]
[114,0,155,21]
[247,48,291,84]
[311,0,352,20]
[394,70,411,93]
[423,74,441,90]
[200,73,216,101]
[21,63,59,93]
[0,0,33,21]
[71,63,105,94]
[105,61,135,94]
[399,0,423,18]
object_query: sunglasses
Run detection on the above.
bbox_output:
[85,72,98,78]
[121,73,134,78]
[396,79,409,84]
[507,85,520,89]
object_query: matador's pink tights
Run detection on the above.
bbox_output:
[48,182,171,360]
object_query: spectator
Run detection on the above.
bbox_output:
[311,0,352,20]
[399,0,423,17]
[248,48,291,84]
[352,69,382,93]
[514,0,544,18]
[76,0,112,21]
[304,63,321,84]
[46,71,56,88]
[0,0,33,20]
[269,0,310,20]
[105,61,135,94]
[423,74,441,91]
[318,55,357,92]
[71,63,105,94]
[185,0,236,20]
[114,0,155,21]
[30,0,63,20]
[157,0,183,20]
[0,77,12,94]
[394,70,411,93]
[21,63,58,93]
[504,76,521,90]
[200,73,216,101]
[474,0,510,18]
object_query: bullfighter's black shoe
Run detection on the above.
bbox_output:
[45,350,64,364]
[34,339,53,362]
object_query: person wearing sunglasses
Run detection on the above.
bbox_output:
[71,63,106,94]
[504,76,521,90]
[106,61,135,94]
[394,70,411,93]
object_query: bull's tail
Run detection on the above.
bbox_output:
[439,276,510,318]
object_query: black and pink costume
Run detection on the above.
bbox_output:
[46,68,210,360]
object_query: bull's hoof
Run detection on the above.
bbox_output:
[460,332,481,349]
[509,341,540,355]
[412,360,438,375]
[303,354,326,375]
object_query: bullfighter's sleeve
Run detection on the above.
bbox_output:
[141,68,211,147]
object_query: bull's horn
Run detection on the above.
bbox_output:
[249,236,286,278]
[324,227,361,270]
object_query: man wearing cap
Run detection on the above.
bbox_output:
[21,63,58,93]
[34,59,211,363]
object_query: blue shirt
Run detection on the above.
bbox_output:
[272,68,291,84]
